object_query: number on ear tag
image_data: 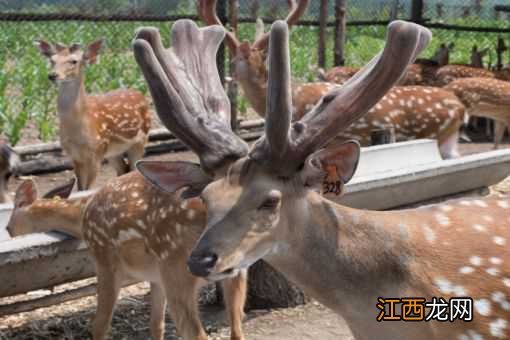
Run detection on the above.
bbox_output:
[321,164,343,196]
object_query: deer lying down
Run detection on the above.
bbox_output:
[7,175,247,340]
[135,19,510,340]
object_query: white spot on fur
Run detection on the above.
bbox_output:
[494,236,507,246]
[435,213,450,226]
[473,224,487,232]
[490,257,503,265]
[459,266,475,274]
[487,267,500,276]
[497,200,509,209]
[489,319,507,338]
[470,256,482,266]
[421,224,436,243]
[474,298,491,316]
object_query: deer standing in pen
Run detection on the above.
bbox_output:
[0,142,19,203]
[321,42,453,86]
[445,77,510,149]
[7,174,247,340]
[200,0,463,158]
[135,19,510,340]
[36,40,151,190]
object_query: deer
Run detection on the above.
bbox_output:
[135,19,510,340]
[322,43,491,86]
[0,142,19,203]
[444,76,510,149]
[199,0,463,158]
[340,85,465,159]
[36,40,152,190]
[7,174,247,340]
[321,42,453,86]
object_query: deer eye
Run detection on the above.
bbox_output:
[69,59,78,65]
[258,192,281,210]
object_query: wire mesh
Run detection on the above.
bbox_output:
[0,0,508,145]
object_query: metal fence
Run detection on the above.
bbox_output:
[0,0,509,145]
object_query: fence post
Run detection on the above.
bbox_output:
[334,0,347,66]
[216,0,227,87]
[410,0,423,23]
[228,0,239,132]
[318,0,328,69]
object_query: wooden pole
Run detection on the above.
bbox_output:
[410,0,423,23]
[216,0,227,86]
[318,0,328,68]
[228,0,239,131]
[334,0,347,66]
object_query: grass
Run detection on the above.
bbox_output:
[0,18,506,144]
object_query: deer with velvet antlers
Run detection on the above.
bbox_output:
[135,18,510,340]
[7,174,247,340]
[36,40,151,190]
[199,0,464,159]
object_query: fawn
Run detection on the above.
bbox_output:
[7,175,246,340]
[36,39,151,190]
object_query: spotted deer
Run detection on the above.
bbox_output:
[340,85,465,159]
[445,77,510,149]
[199,0,339,119]
[7,175,247,340]
[0,142,19,203]
[137,19,510,340]
[36,40,151,190]
[321,42,452,86]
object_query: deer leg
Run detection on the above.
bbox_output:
[160,265,208,340]
[92,262,122,340]
[494,120,507,149]
[149,282,167,340]
[126,141,146,171]
[109,156,129,176]
[221,269,247,340]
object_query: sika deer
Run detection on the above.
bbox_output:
[7,175,247,340]
[36,40,151,190]
[322,42,452,86]
[139,19,510,339]
[445,77,510,149]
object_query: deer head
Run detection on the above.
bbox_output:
[431,42,453,66]
[470,45,489,68]
[36,39,103,83]
[134,19,431,280]
[198,0,309,85]
[6,178,75,237]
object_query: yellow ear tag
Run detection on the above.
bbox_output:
[322,164,342,196]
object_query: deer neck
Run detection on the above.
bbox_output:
[57,76,88,120]
[237,73,268,118]
[29,197,88,239]
[265,192,417,316]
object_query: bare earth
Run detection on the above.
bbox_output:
[0,141,508,339]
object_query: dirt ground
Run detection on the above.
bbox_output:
[1,138,509,339]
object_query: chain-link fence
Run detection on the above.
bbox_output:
[0,0,509,145]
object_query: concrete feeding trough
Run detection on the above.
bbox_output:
[1,139,510,312]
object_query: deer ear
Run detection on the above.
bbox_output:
[136,161,213,199]
[84,39,103,64]
[35,40,55,58]
[300,140,360,194]
[43,178,75,199]
[15,179,38,208]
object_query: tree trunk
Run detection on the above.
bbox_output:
[334,0,347,66]
[246,260,308,309]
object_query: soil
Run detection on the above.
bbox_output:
[1,135,509,340]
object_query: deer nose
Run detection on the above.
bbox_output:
[187,251,218,277]
[48,73,58,81]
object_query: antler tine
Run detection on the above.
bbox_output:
[263,21,292,161]
[133,20,249,175]
[198,0,240,53]
[250,21,431,175]
[252,0,309,51]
